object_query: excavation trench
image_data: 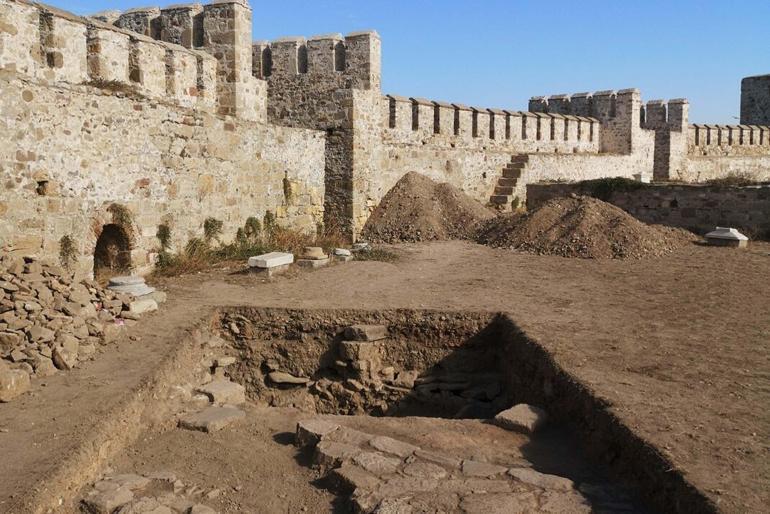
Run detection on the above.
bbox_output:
[212,307,714,514]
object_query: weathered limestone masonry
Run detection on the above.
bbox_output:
[0,0,325,275]
[527,182,770,239]
[741,74,770,125]
[638,96,770,182]
[252,30,381,236]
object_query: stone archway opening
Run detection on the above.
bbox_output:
[94,223,131,282]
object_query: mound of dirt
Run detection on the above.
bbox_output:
[477,195,695,259]
[362,172,496,243]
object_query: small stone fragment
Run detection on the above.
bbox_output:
[493,404,548,434]
[129,298,158,314]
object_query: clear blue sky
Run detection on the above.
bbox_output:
[61,0,769,123]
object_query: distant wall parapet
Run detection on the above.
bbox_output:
[688,124,770,156]
[383,94,601,153]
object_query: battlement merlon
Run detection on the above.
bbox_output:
[253,30,382,91]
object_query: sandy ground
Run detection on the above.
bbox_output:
[1,239,768,513]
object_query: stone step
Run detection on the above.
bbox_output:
[489,195,511,205]
[502,168,522,179]
[511,155,529,164]
[497,177,518,187]
[505,162,526,170]
[494,185,514,195]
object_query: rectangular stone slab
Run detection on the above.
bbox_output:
[248,252,294,268]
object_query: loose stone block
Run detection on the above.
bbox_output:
[314,440,362,470]
[178,405,245,433]
[129,298,158,314]
[493,404,548,434]
[295,419,340,447]
[333,248,352,256]
[0,365,30,402]
[82,486,134,514]
[248,252,294,268]
[295,257,330,269]
[705,227,749,248]
[268,371,310,385]
[196,380,245,405]
[330,464,381,494]
[344,324,388,342]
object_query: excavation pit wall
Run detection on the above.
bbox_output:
[217,307,718,514]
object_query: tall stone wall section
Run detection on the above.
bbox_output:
[254,31,381,237]
[740,74,770,125]
[0,0,325,274]
[527,183,770,239]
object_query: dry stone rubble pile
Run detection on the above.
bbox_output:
[0,253,155,402]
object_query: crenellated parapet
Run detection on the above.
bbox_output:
[688,124,770,156]
[252,31,381,91]
[383,94,601,153]
[0,0,225,112]
[529,89,649,155]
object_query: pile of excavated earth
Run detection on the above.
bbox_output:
[361,172,496,243]
[478,195,696,258]
[0,253,153,402]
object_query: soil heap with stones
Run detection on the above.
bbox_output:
[0,253,145,402]
[362,172,495,243]
[478,195,694,259]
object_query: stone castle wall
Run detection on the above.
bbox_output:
[0,0,325,275]
[527,182,770,239]
[1,0,768,255]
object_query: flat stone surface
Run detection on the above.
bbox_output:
[494,404,548,434]
[369,435,418,458]
[108,276,146,287]
[314,440,362,470]
[461,459,508,477]
[178,406,245,433]
[248,252,293,269]
[196,380,245,405]
[508,467,574,491]
[352,451,401,474]
[705,227,748,241]
[402,461,448,480]
[108,283,156,297]
[344,324,388,342]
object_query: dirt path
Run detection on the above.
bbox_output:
[1,240,768,513]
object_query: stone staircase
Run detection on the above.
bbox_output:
[489,154,529,211]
